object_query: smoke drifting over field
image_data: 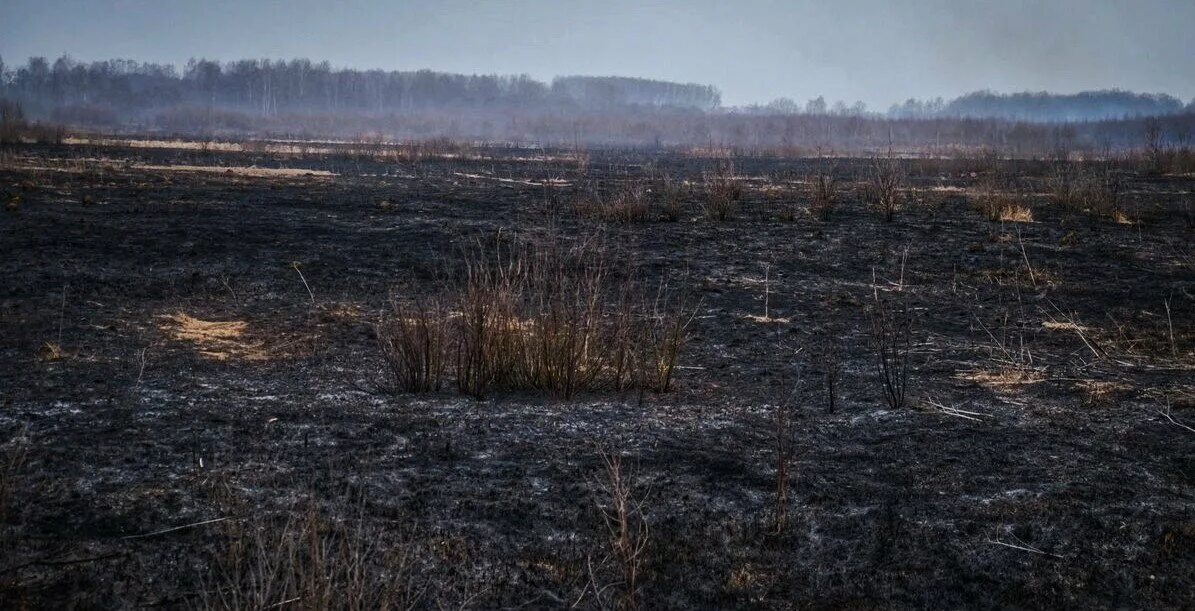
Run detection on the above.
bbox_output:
[2,54,1194,152]
[3,0,1193,106]
[1,2,1194,148]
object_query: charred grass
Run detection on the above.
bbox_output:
[0,142,1192,608]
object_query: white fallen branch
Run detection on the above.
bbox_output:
[987,529,1062,558]
[986,538,1062,558]
[1158,400,1194,434]
[924,398,986,422]
[121,516,231,540]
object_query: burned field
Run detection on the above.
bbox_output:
[0,142,1193,608]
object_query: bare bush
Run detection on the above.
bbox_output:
[197,507,423,610]
[1047,164,1081,212]
[377,297,450,393]
[633,287,694,394]
[509,236,612,396]
[702,162,741,222]
[819,331,843,414]
[1084,170,1126,221]
[809,167,839,221]
[590,452,649,610]
[1050,164,1124,220]
[867,157,904,222]
[870,291,912,410]
[455,240,521,398]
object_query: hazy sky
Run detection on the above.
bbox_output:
[3,0,1194,108]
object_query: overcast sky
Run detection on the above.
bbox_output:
[3,0,1193,108]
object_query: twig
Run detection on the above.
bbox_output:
[57,283,68,348]
[219,274,239,303]
[987,528,1062,558]
[1016,228,1037,290]
[1045,300,1102,359]
[1158,399,1194,434]
[292,261,315,305]
[763,263,770,321]
[121,516,230,540]
[986,538,1062,558]
[924,398,985,422]
[1163,297,1176,357]
[135,347,148,387]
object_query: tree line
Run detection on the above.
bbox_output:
[0,55,721,119]
[888,90,1194,122]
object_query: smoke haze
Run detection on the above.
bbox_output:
[3,0,1193,108]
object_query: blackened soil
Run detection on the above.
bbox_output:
[0,143,1193,608]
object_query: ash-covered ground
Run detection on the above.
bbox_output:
[0,142,1192,608]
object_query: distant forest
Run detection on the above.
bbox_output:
[0,56,720,119]
[2,55,1194,152]
[888,90,1194,122]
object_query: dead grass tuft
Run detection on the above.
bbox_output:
[702,162,741,222]
[160,313,257,361]
[159,312,310,361]
[386,233,693,399]
[956,367,1045,389]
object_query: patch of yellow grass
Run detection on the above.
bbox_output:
[39,341,71,361]
[956,367,1044,389]
[998,204,1034,223]
[318,302,366,324]
[744,314,791,324]
[1111,210,1135,225]
[159,313,265,361]
[1076,379,1132,406]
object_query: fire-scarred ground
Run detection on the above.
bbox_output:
[1,142,1192,608]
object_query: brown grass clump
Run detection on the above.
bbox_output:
[999,204,1034,223]
[387,233,693,400]
[702,162,741,222]
[160,313,259,361]
[956,367,1045,390]
[1049,165,1125,220]
[159,313,310,361]
[655,176,686,222]
[1075,379,1132,407]
[575,183,651,224]
[970,176,1033,223]
[1047,164,1080,212]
